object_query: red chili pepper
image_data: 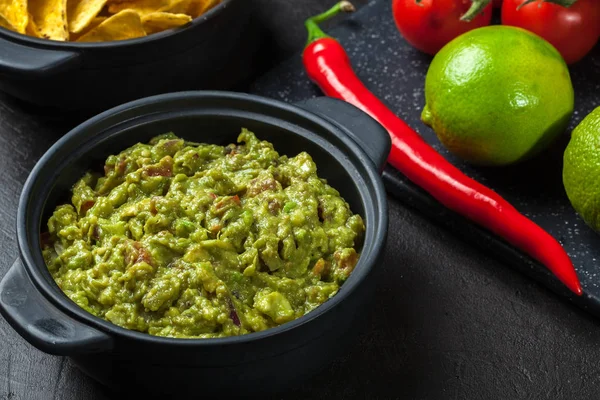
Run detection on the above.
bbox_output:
[302,1,583,296]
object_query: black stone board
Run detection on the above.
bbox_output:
[250,0,600,316]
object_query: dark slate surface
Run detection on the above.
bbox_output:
[250,0,600,314]
[2,1,600,399]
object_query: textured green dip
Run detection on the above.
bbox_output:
[42,129,365,338]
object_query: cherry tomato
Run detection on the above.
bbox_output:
[501,0,600,64]
[392,0,493,55]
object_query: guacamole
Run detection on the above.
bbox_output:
[42,129,365,338]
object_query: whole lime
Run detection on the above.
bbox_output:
[563,107,600,231]
[421,25,574,166]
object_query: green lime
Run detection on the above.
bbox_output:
[421,25,574,166]
[563,107,600,231]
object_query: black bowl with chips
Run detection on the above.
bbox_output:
[0,0,259,111]
[0,91,390,398]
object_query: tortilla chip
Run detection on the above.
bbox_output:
[70,16,105,40]
[108,0,196,15]
[0,13,14,31]
[188,0,219,18]
[161,0,192,14]
[29,0,69,40]
[0,0,28,33]
[0,12,12,29]
[67,0,108,33]
[141,12,191,34]
[76,9,146,42]
[107,0,171,15]
[25,13,41,37]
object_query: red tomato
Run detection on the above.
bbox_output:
[392,0,493,55]
[501,0,600,64]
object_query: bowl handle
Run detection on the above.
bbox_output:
[0,37,81,78]
[0,258,113,356]
[295,97,391,171]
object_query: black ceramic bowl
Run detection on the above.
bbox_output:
[0,0,258,111]
[0,91,390,398]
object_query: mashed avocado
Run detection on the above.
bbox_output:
[42,129,365,338]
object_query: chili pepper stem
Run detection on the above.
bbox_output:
[305,1,356,46]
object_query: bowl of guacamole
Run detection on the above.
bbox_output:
[0,91,390,397]
[43,129,367,338]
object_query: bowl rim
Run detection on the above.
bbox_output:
[17,91,388,348]
[0,0,233,49]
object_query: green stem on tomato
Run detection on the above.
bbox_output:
[461,0,493,22]
[305,1,356,46]
[518,0,577,8]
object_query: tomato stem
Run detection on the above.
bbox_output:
[304,1,356,47]
[518,0,577,7]
[461,0,492,21]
